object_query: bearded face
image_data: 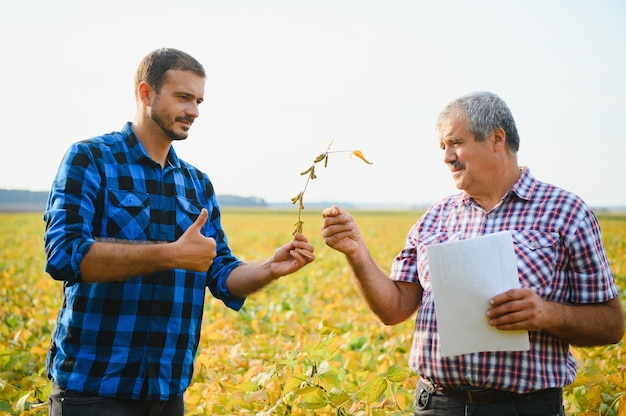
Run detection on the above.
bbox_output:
[150,93,193,141]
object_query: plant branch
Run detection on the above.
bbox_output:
[291,141,372,235]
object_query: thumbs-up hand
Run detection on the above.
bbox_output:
[171,208,217,272]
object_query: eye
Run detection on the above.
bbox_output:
[440,140,460,150]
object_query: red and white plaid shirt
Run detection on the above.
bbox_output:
[391,167,618,393]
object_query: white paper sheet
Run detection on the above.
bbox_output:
[426,231,530,357]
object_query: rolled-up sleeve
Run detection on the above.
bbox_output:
[207,257,245,311]
[205,192,246,310]
[43,144,100,283]
[565,208,618,303]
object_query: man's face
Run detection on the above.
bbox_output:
[438,115,499,196]
[149,70,205,141]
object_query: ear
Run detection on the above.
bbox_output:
[492,127,506,151]
[137,82,153,106]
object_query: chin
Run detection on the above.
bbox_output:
[171,130,189,141]
[452,178,467,191]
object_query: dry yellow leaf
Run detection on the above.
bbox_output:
[351,150,373,164]
[618,396,626,416]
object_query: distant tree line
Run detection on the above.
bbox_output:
[0,189,48,204]
[217,195,267,207]
[0,189,267,212]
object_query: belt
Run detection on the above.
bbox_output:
[421,378,561,406]
[438,385,517,405]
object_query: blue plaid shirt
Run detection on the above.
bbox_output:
[43,122,244,400]
[391,167,618,393]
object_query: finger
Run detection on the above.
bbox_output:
[489,288,522,306]
[321,205,340,218]
[292,232,309,243]
[189,208,209,232]
[491,296,520,311]
[322,225,355,240]
[294,248,315,260]
[491,321,524,331]
[292,236,313,249]
[292,238,314,257]
[488,310,528,329]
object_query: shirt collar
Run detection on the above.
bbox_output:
[457,166,536,207]
[508,166,535,202]
[120,122,182,169]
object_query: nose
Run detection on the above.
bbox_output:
[442,146,456,165]
[186,102,200,119]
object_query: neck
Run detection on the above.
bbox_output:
[472,165,521,211]
[131,118,172,168]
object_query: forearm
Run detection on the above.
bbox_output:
[346,245,421,325]
[225,261,277,298]
[543,296,624,346]
[224,233,314,297]
[321,206,421,325]
[79,240,177,283]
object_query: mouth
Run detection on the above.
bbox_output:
[176,117,194,128]
[448,161,465,173]
[450,169,463,179]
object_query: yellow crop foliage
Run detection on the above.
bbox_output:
[1,210,624,415]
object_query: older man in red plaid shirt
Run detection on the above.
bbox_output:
[321,91,624,416]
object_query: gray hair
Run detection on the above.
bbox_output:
[436,91,520,153]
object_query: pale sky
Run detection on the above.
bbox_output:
[2,0,625,208]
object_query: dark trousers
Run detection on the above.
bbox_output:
[414,380,566,416]
[48,383,184,416]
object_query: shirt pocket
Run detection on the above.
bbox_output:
[418,232,463,285]
[175,196,207,236]
[106,190,150,240]
[511,230,559,288]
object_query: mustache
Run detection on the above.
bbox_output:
[176,116,195,124]
[448,160,465,170]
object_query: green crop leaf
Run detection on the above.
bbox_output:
[384,365,412,382]
[328,387,351,407]
[364,376,388,404]
[0,401,16,416]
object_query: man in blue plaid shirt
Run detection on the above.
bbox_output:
[44,48,315,416]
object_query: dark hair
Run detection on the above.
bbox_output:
[134,48,206,97]
[436,91,520,153]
